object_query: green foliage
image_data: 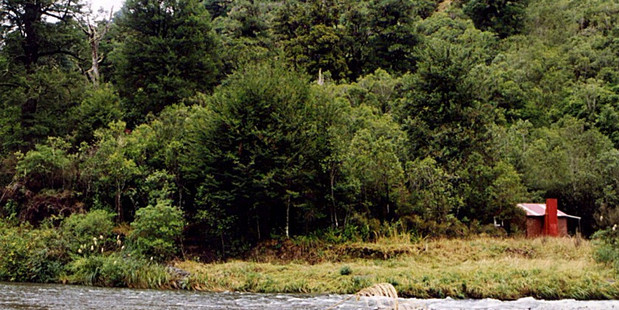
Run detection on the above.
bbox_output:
[2,0,619,266]
[67,253,170,287]
[61,210,115,254]
[593,228,619,273]
[71,85,122,143]
[342,69,402,112]
[520,117,612,233]
[0,68,87,152]
[404,157,461,223]
[183,60,331,251]
[273,0,349,79]
[273,0,430,80]
[113,0,222,124]
[81,121,142,221]
[342,105,407,221]
[365,0,422,73]
[0,222,68,283]
[129,200,184,261]
[486,161,528,231]
[339,265,352,276]
[311,224,371,244]
[15,137,75,190]
[212,0,275,72]
[400,13,497,162]
[463,0,529,38]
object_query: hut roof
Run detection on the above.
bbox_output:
[516,203,581,219]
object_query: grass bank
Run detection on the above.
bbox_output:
[175,237,619,300]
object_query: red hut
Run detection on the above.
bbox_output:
[516,199,581,238]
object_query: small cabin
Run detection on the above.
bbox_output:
[516,199,581,238]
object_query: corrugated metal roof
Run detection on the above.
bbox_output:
[516,203,581,219]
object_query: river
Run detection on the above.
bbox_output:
[0,282,617,309]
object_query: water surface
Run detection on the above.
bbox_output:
[0,282,617,309]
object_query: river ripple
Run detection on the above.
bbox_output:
[0,282,617,310]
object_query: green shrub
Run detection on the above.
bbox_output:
[62,210,116,253]
[593,228,619,272]
[67,255,105,285]
[72,84,122,143]
[15,137,74,189]
[0,223,68,282]
[340,266,352,276]
[129,200,184,261]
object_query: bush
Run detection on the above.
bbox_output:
[62,210,116,253]
[340,266,352,276]
[129,200,184,261]
[593,228,619,272]
[0,223,68,282]
[14,137,74,190]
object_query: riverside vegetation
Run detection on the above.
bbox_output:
[0,211,618,299]
[2,0,619,300]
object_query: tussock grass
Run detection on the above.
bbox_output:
[176,236,619,300]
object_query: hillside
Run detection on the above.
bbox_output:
[0,0,618,261]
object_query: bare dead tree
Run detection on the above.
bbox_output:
[77,5,113,87]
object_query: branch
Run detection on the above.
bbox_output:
[60,0,74,20]
[41,0,77,21]
[41,11,66,20]
[76,18,91,35]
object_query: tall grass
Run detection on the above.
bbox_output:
[177,236,619,299]
[66,254,171,288]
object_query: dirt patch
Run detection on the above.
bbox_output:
[19,190,84,225]
[1,182,83,225]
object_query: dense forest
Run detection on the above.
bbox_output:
[1,0,619,259]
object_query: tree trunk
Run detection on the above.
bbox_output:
[285,196,290,238]
[79,10,112,86]
[330,166,339,228]
[88,38,101,86]
[220,233,225,257]
[256,216,261,240]
[23,2,43,70]
[115,183,122,222]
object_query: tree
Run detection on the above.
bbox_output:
[183,61,330,251]
[273,0,349,80]
[71,84,122,144]
[463,0,529,38]
[76,5,113,86]
[405,157,461,224]
[398,14,497,164]
[129,200,184,261]
[211,0,275,73]
[0,0,83,69]
[112,0,222,125]
[341,69,402,113]
[365,0,421,74]
[81,121,141,222]
[520,117,613,234]
[486,161,529,229]
[15,137,75,190]
[342,105,407,222]
[0,0,87,151]
[0,68,87,153]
